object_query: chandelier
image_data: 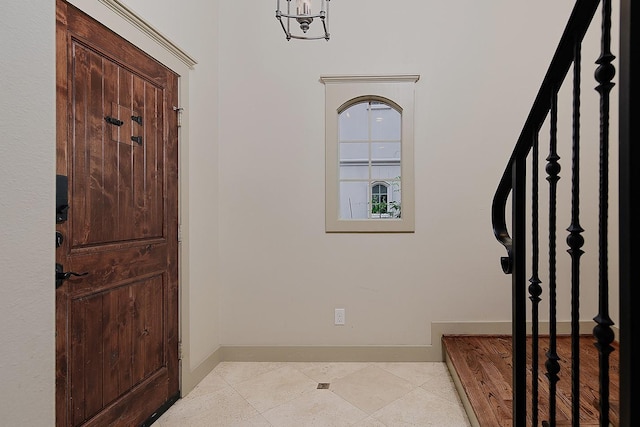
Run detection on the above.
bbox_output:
[276,0,330,41]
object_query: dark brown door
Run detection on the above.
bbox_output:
[55,1,179,425]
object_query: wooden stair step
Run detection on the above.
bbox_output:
[443,334,619,427]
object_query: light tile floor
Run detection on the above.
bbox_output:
[155,362,472,427]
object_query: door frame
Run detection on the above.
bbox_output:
[59,0,198,399]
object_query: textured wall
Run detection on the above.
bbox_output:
[216,0,618,346]
[0,2,56,425]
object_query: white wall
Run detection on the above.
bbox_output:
[0,2,56,425]
[217,0,616,346]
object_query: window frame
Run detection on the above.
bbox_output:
[321,74,419,232]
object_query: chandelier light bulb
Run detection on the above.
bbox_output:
[296,0,311,15]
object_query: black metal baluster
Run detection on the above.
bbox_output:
[567,38,585,427]
[529,132,542,427]
[544,89,561,427]
[593,1,615,426]
[512,153,528,427]
[618,0,637,425]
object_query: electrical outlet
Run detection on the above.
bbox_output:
[334,308,345,325]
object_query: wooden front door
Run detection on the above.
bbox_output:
[55,1,179,425]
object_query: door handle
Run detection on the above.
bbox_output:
[55,263,88,289]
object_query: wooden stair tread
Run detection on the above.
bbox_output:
[443,335,619,427]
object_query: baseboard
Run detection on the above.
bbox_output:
[444,350,481,427]
[432,319,598,336]
[432,320,600,360]
[221,345,440,362]
[217,322,516,364]
[180,346,224,396]
[179,320,612,395]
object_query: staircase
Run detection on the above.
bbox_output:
[443,1,637,426]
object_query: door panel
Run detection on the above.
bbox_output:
[69,276,165,423]
[56,1,179,426]
[70,42,164,246]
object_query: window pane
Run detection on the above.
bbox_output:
[388,180,402,218]
[389,180,401,202]
[372,165,401,180]
[371,105,400,140]
[371,142,401,160]
[340,142,369,161]
[340,165,369,179]
[372,184,386,195]
[339,181,369,219]
[339,102,369,141]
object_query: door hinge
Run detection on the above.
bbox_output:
[177,224,182,242]
[178,341,183,360]
[173,106,184,127]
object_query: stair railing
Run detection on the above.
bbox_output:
[491,1,617,426]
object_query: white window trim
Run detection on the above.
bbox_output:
[321,74,419,232]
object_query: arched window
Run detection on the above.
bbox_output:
[335,99,401,220]
[371,183,388,217]
[321,75,418,232]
